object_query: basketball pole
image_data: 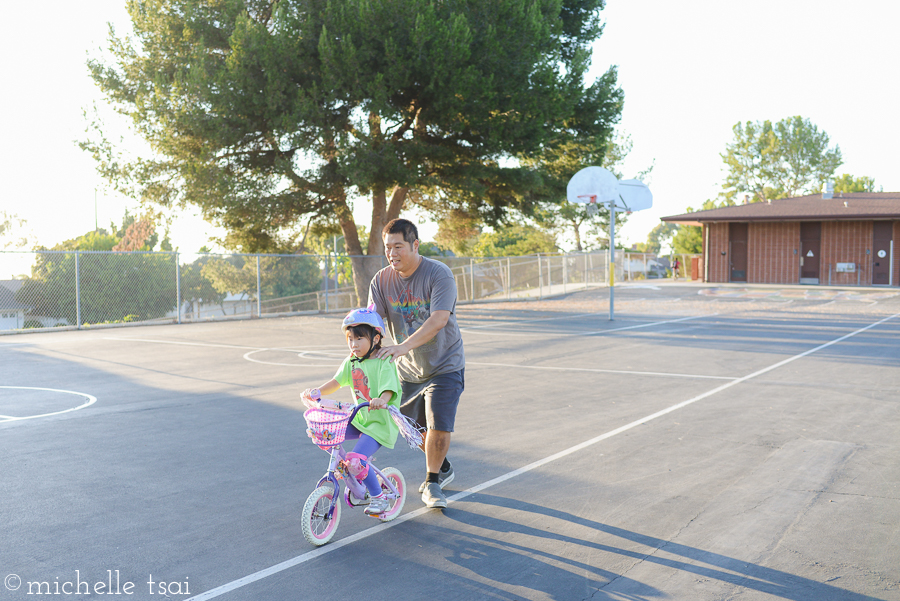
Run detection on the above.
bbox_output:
[609,201,615,321]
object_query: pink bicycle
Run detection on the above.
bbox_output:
[301,401,407,546]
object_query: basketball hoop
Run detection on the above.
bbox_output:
[577,194,599,216]
[567,166,654,324]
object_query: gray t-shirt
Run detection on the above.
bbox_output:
[368,256,465,383]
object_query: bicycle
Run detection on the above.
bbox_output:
[301,400,407,546]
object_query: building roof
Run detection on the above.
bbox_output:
[662,192,900,225]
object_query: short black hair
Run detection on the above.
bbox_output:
[382,218,418,246]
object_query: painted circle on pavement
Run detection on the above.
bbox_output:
[0,386,97,423]
[243,347,346,367]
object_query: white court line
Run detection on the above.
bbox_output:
[105,337,262,350]
[0,386,97,423]
[460,312,599,331]
[243,348,346,367]
[466,362,736,380]
[106,337,343,354]
[579,314,714,335]
[462,313,716,337]
[184,311,899,601]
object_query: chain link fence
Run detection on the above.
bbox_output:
[0,249,689,334]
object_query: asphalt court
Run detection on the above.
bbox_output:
[1,283,898,601]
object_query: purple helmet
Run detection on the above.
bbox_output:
[342,304,386,337]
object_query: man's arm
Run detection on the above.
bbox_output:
[374,309,450,362]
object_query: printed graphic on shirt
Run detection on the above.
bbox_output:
[388,289,431,342]
[351,367,371,401]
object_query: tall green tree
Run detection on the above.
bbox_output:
[83,0,623,303]
[832,173,878,194]
[721,116,842,203]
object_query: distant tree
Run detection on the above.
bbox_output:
[832,173,878,194]
[179,256,227,317]
[113,217,156,251]
[669,200,719,255]
[671,226,703,255]
[17,251,175,325]
[721,116,842,203]
[15,213,176,325]
[434,209,481,257]
[417,241,451,257]
[0,212,35,250]
[634,222,678,254]
[471,225,557,257]
[201,254,321,307]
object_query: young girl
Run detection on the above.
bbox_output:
[302,305,402,516]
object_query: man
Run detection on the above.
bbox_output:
[369,218,464,509]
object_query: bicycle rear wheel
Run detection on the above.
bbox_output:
[302,485,341,546]
[376,467,406,522]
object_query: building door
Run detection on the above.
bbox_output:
[800,222,821,284]
[729,222,748,282]
[872,221,893,285]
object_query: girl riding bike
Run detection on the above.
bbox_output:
[302,305,403,516]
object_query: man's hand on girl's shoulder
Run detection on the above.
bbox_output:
[374,344,409,363]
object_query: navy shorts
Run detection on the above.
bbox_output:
[399,369,464,433]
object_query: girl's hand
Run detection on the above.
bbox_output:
[301,388,321,409]
[368,397,388,411]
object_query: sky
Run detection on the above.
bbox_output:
[1,0,898,257]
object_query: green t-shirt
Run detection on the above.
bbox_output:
[333,355,402,449]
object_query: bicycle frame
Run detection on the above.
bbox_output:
[312,403,401,519]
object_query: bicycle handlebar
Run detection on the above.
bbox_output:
[347,401,370,421]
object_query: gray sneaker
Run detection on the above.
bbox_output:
[421,482,448,508]
[418,461,455,494]
[364,494,390,516]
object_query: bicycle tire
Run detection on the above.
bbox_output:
[376,467,406,522]
[302,485,341,546]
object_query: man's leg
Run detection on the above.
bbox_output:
[423,429,451,474]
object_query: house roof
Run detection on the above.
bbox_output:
[662,192,900,225]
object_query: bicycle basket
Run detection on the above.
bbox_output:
[303,405,354,447]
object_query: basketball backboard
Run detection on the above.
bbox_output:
[566,166,618,204]
[615,179,653,212]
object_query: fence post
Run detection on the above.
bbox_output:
[563,253,567,294]
[538,254,543,299]
[324,255,329,313]
[469,258,475,302]
[546,254,551,292]
[585,253,589,287]
[175,253,182,324]
[74,250,82,329]
[256,255,262,317]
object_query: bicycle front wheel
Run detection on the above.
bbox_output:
[302,485,341,546]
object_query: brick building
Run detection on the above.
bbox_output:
[662,193,900,286]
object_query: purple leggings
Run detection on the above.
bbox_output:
[345,424,382,496]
